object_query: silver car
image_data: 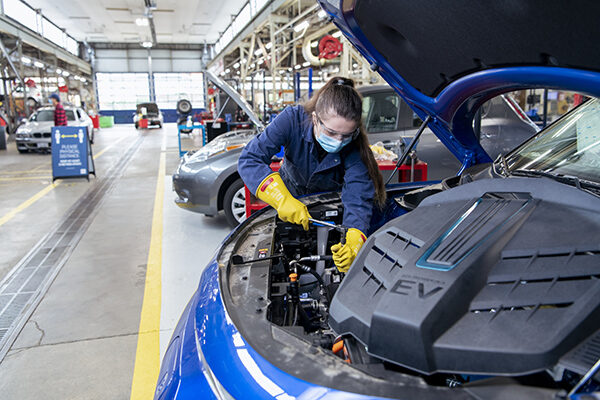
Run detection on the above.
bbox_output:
[15,106,94,153]
[173,85,538,228]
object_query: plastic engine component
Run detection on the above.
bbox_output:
[329,178,600,376]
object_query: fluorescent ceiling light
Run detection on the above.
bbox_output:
[311,41,318,48]
[254,48,262,56]
[294,64,301,70]
[21,56,31,64]
[233,62,240,69]
[224,68,231,74]
[318,10,327,19]
[141,41,153,48]
[294,21,309,32]
[34,61,44,68]
[250,63,255,68]
[302,61,311,67]
[135,17,149,26]
[62,70,70,77]
[56,68,62,74]
[265,42,272,49]
[241,58,247,64]
[74,75,81,80]
[332,31,342,38]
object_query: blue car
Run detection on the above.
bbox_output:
[156,1,600,399]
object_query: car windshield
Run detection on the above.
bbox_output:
[31,109,76,122]
[506,98,600,184]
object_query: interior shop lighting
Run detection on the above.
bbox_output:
[318,10,327,19]
[265,42,273,49]
[135,17,149,26]
[294,21,309,32]
[332,31,342,38]
[302,61,311,67]
[21,56,31,64]
[311,41,318,48]
[62,70,70,77]
[233,62,240,69]
[141,41,153,48]
[56,68,62,74]
[254,48,262,56]
[224,68,231,74]
[34,61,44,68]
[294,64,301,70]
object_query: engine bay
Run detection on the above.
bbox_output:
[221,179,600,398]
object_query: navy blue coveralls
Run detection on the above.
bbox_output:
[238,105,374,233]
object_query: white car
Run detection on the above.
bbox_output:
[15,106,94,153]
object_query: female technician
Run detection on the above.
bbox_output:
[238,76,385,272]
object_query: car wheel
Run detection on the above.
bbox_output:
[223,179,247,227]
[17,148,27,154]
[26,97,38,109]
[158,123,163,129]
[135,123,139,129]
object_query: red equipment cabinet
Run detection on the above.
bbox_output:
[244,160,427,218]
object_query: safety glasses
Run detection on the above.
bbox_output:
[313,113,360,141]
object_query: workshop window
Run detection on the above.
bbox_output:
[154,73,205,110]
[96,73,150,110]
[362,92,400,133]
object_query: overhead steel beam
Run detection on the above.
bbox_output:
[208,0,288,69]
[0,14,91,74]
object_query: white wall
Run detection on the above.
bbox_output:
[94,49,203,73]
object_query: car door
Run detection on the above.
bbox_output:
[362,89,462,180]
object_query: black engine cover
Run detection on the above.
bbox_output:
[329,178,600,375]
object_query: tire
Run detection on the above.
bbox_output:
[223,179,247,228]
[135,123,139,129]
[18,148,28,154]
[26,97,38,109]
[158,123,163,129]
[176,99,192,115]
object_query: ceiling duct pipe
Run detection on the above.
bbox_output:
[302,26,339,67]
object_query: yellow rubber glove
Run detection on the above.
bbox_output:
[256,172,311,230]
[331,228,367,273]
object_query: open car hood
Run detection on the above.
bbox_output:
[205,71,264,131]
[318,0,600,170]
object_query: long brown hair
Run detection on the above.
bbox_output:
[303,76,386,208]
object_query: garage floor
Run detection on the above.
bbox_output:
[0,124,231,399]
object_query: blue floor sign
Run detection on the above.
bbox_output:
[51,126,95,181]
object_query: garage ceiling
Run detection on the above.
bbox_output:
[22,0,249,44]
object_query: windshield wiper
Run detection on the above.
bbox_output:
[512,169,600,197]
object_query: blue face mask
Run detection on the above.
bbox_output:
[316,131,352,153]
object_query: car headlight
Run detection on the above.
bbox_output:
[188,143,246,162]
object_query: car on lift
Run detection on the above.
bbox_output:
[173,84,537,227]
[15,105,94,153]
[156,1,600,399]
[133,102,164,129]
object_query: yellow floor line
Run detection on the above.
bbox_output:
[130,150,165,400]
[0,134,130,228]
[0,176,52,182]
[0,181,61,228]
[93,135,129,160]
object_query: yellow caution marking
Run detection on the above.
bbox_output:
[130,150,165,400]
[0,134,130,226]
[0,181,61,228]
[93,135,129,160]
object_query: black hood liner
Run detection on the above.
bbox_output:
[354,0,600,97]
